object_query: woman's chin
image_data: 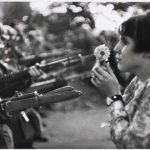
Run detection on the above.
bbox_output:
[118,64,127,72]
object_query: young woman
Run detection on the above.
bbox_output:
[91,11,150,148]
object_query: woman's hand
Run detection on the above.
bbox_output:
[91,63,121,97]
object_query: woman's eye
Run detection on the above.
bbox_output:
[121,37,128,45]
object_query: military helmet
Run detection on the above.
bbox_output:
[0,23,6,48]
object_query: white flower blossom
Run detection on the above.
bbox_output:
[94,44,110,62]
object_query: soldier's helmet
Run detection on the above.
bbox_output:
[3,25,18,41]
[0,22,7,49]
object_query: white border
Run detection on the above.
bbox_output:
[0,0,150,2]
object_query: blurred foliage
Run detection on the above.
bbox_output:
[1,2,149,67]
[107,2,150,11]
[17,2,99,55]
[24,2,95,35]
[1,1,148,72]
[2,2,31,25]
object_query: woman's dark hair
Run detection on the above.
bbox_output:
[119,11,150,53]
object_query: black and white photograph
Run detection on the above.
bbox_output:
[0,0,150,149]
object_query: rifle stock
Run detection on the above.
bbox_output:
[1,86,82,113]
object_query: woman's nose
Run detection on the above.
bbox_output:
[114,42,121,54]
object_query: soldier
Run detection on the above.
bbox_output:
[0,23,47,148]
[0,22,15,148]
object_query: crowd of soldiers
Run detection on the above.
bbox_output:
[0,15,94,149]
[0,19,55,148]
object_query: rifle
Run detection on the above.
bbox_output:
[24,78,67,94]
[0,86,82,113]
[23,70,91,95]
[0,53,95,89]
[18,50,82,67]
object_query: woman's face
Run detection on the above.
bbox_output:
[114,35,143,73]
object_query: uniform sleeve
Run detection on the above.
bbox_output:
[109,86,150,148]
[0,67,32,98]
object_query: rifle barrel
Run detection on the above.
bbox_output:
[19,50,82,67]
[39,55,79,71]
[49,86,74,93]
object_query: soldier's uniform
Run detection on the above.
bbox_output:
[0,58,36,148]
[0,23,40,148]
[4,24,49,148]
[0,61,14,148]
[0,23,15,148]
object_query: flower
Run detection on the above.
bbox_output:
[94,44,110,62]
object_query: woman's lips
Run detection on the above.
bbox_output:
[116,55,121,62]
